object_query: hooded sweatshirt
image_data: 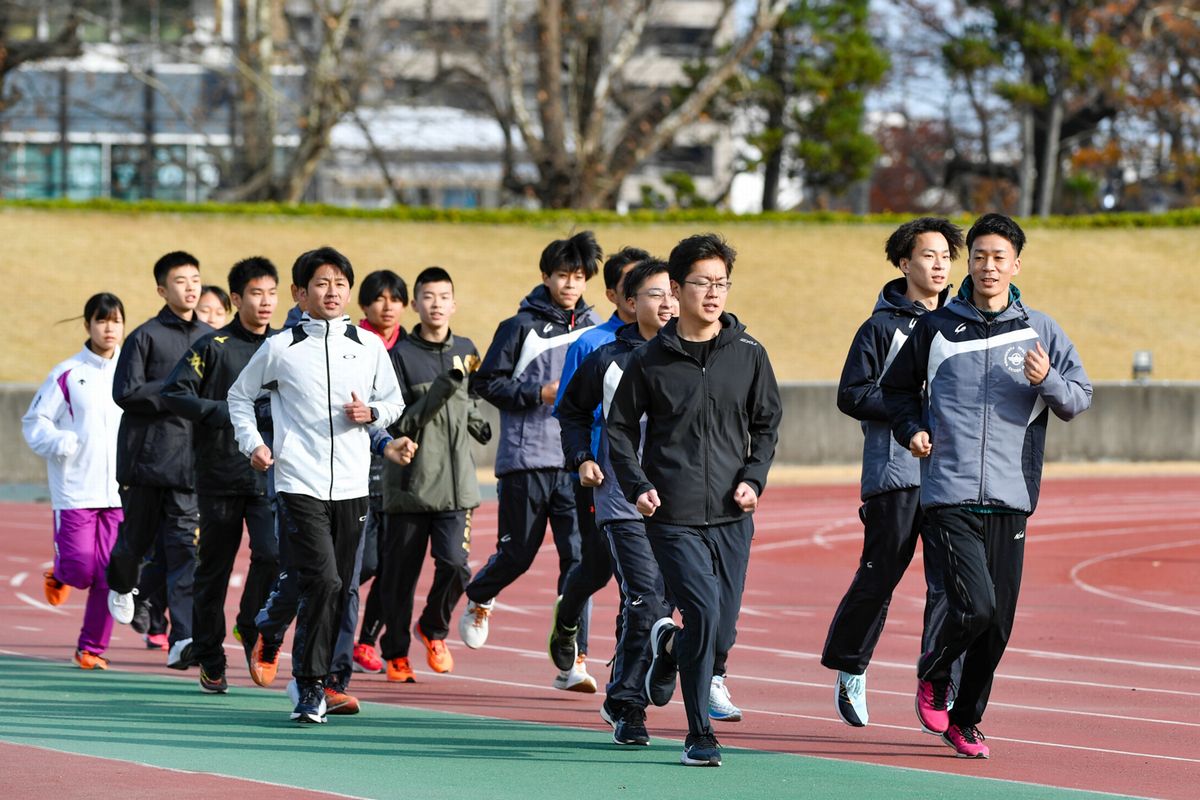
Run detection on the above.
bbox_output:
[838,277,948,500]
[473,284,600,476]
[882,281,1092,514]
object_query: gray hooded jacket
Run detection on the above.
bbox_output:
[882,284,1092,514]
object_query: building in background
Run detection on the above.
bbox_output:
[1,0,737,209]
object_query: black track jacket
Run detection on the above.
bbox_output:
[607,314,782,527]
[161,316,273,496]
[113,305,212,489]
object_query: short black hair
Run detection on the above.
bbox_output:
[667,233,736,285]
[602,247,651,290]
[84,292,125,323]
[884,217,964,267]
[539,231,601,279]
[414,266,454,294]
[292,246,354,290]
[357,269,408,307]
[200,285,231,312]
[153,251,199,286]
[622,257,670,300]
[228,257,279,297]
[966,213,1026,255]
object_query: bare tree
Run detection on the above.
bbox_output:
[0,6,81,114]
[438,0,790,209]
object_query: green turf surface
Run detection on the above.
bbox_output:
[0,657,1136,800]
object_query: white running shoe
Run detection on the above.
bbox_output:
[836,670,869,727]
[108,589,135,624]
[709,675,743,722]
[166,637,196,670]
[553,654,597,693]
[458,599,494,649]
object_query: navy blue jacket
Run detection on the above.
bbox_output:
[473,285,599,476]
[838,278,948,500]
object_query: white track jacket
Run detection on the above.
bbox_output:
[22,345,123,510]
[228,314,404,501]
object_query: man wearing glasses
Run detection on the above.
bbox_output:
[607,233,782,767]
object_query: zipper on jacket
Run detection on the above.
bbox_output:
[978,319,991,504]
[444,344,459,506]
[325,321,335,499]
[701,362,711,525]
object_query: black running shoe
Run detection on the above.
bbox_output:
[681,732,722,766]
[614,705,650,746]
[547,596,579,672]
[130,599,151,635]
[290,680,327,724]
[199,665,228,694]
[645,618,679,707]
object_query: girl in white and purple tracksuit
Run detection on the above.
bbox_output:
[22,293,126,664]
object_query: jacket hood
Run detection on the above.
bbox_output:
[614,321,650,347]
[299,313,352,337]
[955,277,1022,311]
[284,304,305,329]
[875,277,950,317]
[519,284,594,326]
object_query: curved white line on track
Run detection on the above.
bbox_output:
[1069,538,1200,617]
[15,592,68,615]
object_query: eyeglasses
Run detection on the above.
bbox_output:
[682,279,732,294]
[635,289,670,300]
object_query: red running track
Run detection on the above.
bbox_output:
[2,474,1197,799]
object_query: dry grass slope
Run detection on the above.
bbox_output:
[3,207,1197,383]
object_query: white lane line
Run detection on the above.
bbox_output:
[14,593,68,615]
[14,626,42,632]
[1,644,1192,771]
[732,674,1200,728]
[1069,538,1200,617]
[732,641,1200,681]
[11,572,28,587]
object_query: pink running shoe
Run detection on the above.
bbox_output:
[942,724,989,758]
[915,679,950,734]
[352,642,383,673]
[144,633,169,650]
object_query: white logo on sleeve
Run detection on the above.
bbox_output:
[954,323,967,334]
[1014,530,1025,540]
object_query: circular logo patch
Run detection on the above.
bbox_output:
[1004,344,1027,374]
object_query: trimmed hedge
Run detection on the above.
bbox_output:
[3,197,1200,228]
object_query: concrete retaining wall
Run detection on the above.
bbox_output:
[3,382,1197,484]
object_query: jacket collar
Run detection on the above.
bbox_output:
[300,313,351,337]
[408,325,456,351]
[221,315,273,343]
[156,305,207,331]
[656,313,745,359]
[77,343,120,368]
[519,284,595,328]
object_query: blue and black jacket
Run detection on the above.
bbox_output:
[838,277,948,501]
[473,284,599,476]
[558,322,646,526]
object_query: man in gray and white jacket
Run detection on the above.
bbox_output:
[228,246,411,724]
[883,213,1092,759]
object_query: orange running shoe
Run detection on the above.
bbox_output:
[414,622,454,673]
[73,650,108,670]
[324,686,360,715]
[249,633,281,687]
[387,657,416,683]
[43,571,70,606]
